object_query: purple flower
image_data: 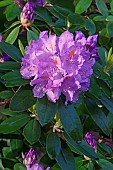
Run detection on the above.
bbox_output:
[20,30,98,104]
[84,132,97,151]
[20,2,35,27]
[28,0,45,8]
[0,35,10,62]
[23,148,50,170]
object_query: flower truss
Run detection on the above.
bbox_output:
[20,30,99,104]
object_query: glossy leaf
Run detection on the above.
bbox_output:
[0,42,23,62]
[27,30,39,44]
[75,0,92,14]
[36,97,57,126]
[64,132,98,160]
[0,90,13,99]
[56,143,75,170]
[95,0,109,16]
[46,133,61,159]
[23,119,41,145]
[85,98,110,135]
[2,70,30,87]
[107,21,113,37]
[0,61,20,70]
[97,159,113,169]
[0,114,30,134]
[5,26,20,44]
[10,86,36,111]
[58,100,83,141]
[84,19,96,35]
[13,163,26,170]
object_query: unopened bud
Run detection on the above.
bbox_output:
[20,2,35,27]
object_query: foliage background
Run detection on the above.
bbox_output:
[0,0,113,169]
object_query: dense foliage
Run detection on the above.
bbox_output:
[0,0,113,170]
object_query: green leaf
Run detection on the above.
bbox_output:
[0,42,23,62]
[58,101,83,141]
[84,19,96,35]
[53,27,64,36]
[0,0,12,7]
[0,109,17,116]
[5,26,20,44]
[18,39,25,56]
[23,119,41,145]
[5,4,21,21]
[75,0,92,14]
[101,95,113,114]
[10,86,36,112]
[85,98,110,135]
[36,97,57,126]
[67,13,84,26]
[0,114,30,134]
[64,132,98,160]
[46,133,61,159]
[99,28,110,46]
[14,163,26,170]
[0,61,20,70]
[95,0,109,16]
[107,112,113,128]
[10,139,23,156]
[93,15,106,21]
[2,70,29,87]
[0,90,13,99]
[56,143,75,170]
[106,15,113,21]
[107,22,113,37]
[27,30,39,44]
[97,159,113,169]
[36,6,52,23]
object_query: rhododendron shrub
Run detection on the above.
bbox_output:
[0,0,113,170]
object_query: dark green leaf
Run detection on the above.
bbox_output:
[107,112,113,128]
[75,0,92,14]
[67,13,84,26]
[18,39,25,56]
[58,100,83,141]
[0,0,12,7]
[0,61,20,70]
[2,70,29,87]
[27,30,39,44]
[0,42,23,62]
[0,114,30,134]
[85,98,109,135]
[107,22,113,37]
[14,163,26,170]
[53,27,64,36]
[36,97,57,126]
[99,28,110,46]
[106,15,113,21]
[36,6,52,24]
[0,109,17,116]
[64,132,98,160]
[95,0,109,16]
[5,4,21,21]
[101,95,113,114]
[0,90,13,99]
[97,159,113,169]
[10,86,36,112]
[46,132,61,159]
[23,119,41,145]
[56,143,75,170]
[5,26,20,44]
[84,19,96,35]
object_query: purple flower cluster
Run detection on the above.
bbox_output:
[20,30,98,104]
[23,148,50,170]
[28,0,45,8]
[84,132,97,151]
[0,35,10,62]
[14,0,23,8]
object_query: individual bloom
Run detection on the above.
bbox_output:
[20,30,98,104]
[84,132,97,151]
[23,148,38,166]
[20,2,35,27]
[28,0,45,8]
[23,148,50,170]
[14,0,23,8]
[74,31,99,61]
[0,35,2,42]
